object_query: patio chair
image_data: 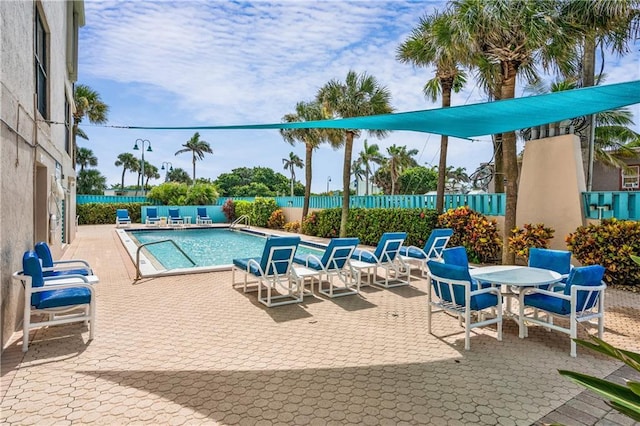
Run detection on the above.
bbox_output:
[350,232,410,288]
[196,207,212,225]
[34,241,95,278]
[145,207,161,226]
[518,265,606,357]
[293,237,360,298]
[232,236,303,307]
[427,260,503,351]
[168,208,184,225]
[12,251,96,352]
[399,228,453,276]
[115,209,131,227]
[528,248,573,288]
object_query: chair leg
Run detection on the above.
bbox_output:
[23,302,30,353]
[570,312,577,357]
[464,309,471,351]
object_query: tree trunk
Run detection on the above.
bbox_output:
[290,171,294,197]
[581,33,597,189]
[493,134,504,193]
[365,170,369,196]
[340,131,354,237]
[302,144,312,220]
[121,169,126,190]
[192,154,197,183]
[501,64,518,265]
[436,79,453,213]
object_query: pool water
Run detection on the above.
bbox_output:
[128,228,322,269]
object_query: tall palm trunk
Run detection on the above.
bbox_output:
[121,168,126,190]
[493,134,504,193]
[290,167,295,197]
[365,166,370,196]
[582,33,597,189]
[436,79,453,213]
[192,153,197,182]
[501,66,519,265]
[340,131,354,237]
[302,145,313,220]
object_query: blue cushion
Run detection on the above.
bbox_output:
[372,232,406,260]
[169,208,181,219]
[43,268,90,278]
[293,254,322,270]
[443,247,469,268]
[147,207,158,218]
[34,242,54,268]
[422,228,453,257]
[523,292,567,314]
[197,207,208,218]
[351,249,378,264]
[529,248,571,275]
[116,209,130,220]
[35,287,91,309]
[427,261,497,310]
[233,257,262,276]
[398,246,427,259]
[23,251,45,306]
[259,236,300,275]
[319,238,359,269]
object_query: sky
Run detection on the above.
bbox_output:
[77,0,640,194]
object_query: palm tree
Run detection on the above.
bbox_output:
[280,101,344,219]
[351,158,366,195]
[73,84,109,164]
[166,167,193,185]
[559,0,640,185]
[143,164,160,189]
[386,144,419,195]
[75,147,97,172]
[397,10,467,213]
[175,132,213,182]
[445,166,470,192]
[282,152,304,197]
[318,71,393,237]
[449,0,577,264]
[357,140,384,196]
[114,152,139,191]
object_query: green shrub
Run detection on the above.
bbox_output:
[566,219,640,287]
[147,182,188,205]
[300,208,439,247]
[437,206,502,263]
[183,183,218,205]
[267,209,286,229]
[77,202,145,224]
[234,200,253,222]
[252,197,279,227]
[284,221,301,233]
[221,198,235,222]
[508,223,555,260]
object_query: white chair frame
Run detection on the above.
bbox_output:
[518,282,606,357]
[401,234,451,277]
[294,244,359,298]
[427,272,503,351]
[232,244,303,307]
[12,271,96,352]
[352,237,410,288]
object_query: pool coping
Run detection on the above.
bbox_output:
[115,225,327,278]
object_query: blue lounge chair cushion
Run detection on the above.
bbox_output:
[169,208,182,220]
[147,207,159,218]
[197,207,211,220]
[398,246,427,259]
[35,242,90,276]
[524,265,605,314]
[35,288,92,309]
[443,246,469,267]
[116,209,131,221]
[259,236,300,275]
[399,228,453,259]
[427,261,498,311]
[293,254,323,270]
[233,257,262,276]
[352,232,406,264]
[294,237,359,271]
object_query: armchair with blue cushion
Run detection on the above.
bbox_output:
[196,207,212,225]
[232,236,302,307]
[168,208,184,225]
[427,260,502,350]
[12,251,96,352]
[350,232,410,288]
[518,265,606,357]
[35,241,96,279]
[293,237,359,298]
[399,228,453,276]
[116,209,131,227]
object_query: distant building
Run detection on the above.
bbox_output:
[1,0,85,349]
[591,148,640,191]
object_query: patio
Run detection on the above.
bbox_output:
[1,225,639,425]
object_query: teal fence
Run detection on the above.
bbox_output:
[141,205,226,223]
[583,191,639,220]
[77,195,159,205]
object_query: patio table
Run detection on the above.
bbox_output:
[469,265,562,338]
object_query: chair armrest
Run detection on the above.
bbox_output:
[521,287,572,301]
[43,274,94,284]
[405,245,427,257]
[352,249,379,263]
[31,280,95,293]
[246,258,265,276]
[305,254,323,269]
[52,259,92,269]
[470,286,502,297]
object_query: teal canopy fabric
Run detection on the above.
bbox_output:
[129,80,640,138]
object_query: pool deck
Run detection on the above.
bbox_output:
[2,224,639,425]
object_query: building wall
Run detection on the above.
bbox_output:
[1,0,83,350]
[591,154,640,191]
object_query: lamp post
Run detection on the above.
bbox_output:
[161,161,173,182]
[327,176,331,194]
[133,139,152,196]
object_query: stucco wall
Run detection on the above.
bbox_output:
[1,1,79,350]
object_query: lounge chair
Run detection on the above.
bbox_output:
[12,251,96,352]
[350,232,410,288]
[399,228,453,276]
[168,208,184,225]
[232,236,303,307]
[293,237,360,298]
[34,241,96,278]
[427,260,503,351]
[519,265,606,357]
[116,209,131,227]
[196,207,213,225]
[145,207,161,226]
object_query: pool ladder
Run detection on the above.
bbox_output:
[230,215,250,229]
[135,239,196,280]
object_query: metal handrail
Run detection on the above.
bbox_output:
[135,239,196,280]
[230,215,250,229]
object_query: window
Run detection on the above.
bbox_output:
[35,9,48,118]
[621,165,639,190]
[65,97,71,154]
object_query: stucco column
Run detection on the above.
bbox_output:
[516,134,586,251]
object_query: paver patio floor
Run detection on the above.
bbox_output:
[2,225,639,425]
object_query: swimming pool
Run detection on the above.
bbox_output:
[124,228,323,272]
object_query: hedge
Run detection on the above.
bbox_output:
[77,202,144,225]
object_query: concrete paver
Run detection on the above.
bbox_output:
[1,224,639,425]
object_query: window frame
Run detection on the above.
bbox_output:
[621,165,640,190]
[35,7,48,119]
